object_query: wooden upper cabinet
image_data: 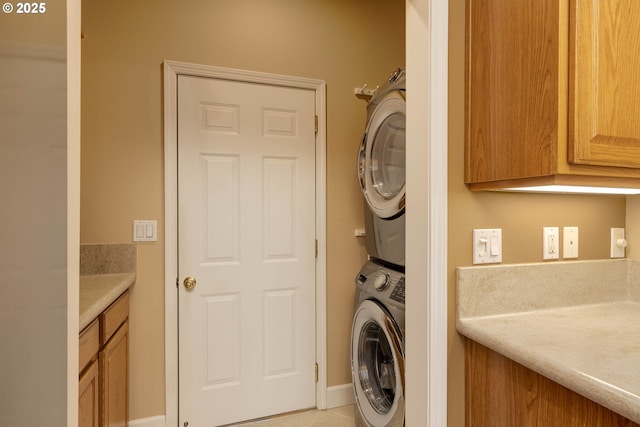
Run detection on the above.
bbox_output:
[465,0,640,190]
[570,0,640,168]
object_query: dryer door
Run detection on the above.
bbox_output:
[351,299,404,427]
[358,91,406,219]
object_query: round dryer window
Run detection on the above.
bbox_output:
[352,300,404,427]
[359,91,406,219]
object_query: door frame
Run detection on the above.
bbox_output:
[162,60,327,427]
[405,1,449,425]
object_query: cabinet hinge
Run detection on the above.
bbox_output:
[314,115,318,134]
[315,363,319,383]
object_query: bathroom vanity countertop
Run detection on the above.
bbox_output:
[457,301,640,424]
[80,273,135,331]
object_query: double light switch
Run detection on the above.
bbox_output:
[133,220,157,242]
[472,228,502,264]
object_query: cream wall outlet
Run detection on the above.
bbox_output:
[563,226,579,259]
[543,227,559,260]
[610,227,627,258]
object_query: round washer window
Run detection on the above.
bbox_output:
[357,320,397,414]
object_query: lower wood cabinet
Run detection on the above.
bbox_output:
[79,290,129,427]
[100,320,128,427]
[79,359,99,427]
[465,339,639,427]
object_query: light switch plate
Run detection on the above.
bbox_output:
[563,226,579,259]
[133,220,157,242]
[472,228,502,264]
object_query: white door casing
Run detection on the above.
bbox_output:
[405,1,449,426]
[163,62,327,427]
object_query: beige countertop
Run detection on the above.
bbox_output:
[80,273,136,331]
[457,260,640,424]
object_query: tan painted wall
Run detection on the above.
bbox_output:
[80,0,405,420]
[447,1,626,425]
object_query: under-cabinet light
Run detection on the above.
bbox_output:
[502,185,640,195]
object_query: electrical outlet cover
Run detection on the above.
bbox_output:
[563,226,579,259]
[543,227,559,260]
[610,227,626,258]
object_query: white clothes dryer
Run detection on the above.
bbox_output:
[357,68,406,268]
[351,260,405,427]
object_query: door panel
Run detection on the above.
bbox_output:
[570,0,640,167]
[178,75,316,426]
[203,154,239,263]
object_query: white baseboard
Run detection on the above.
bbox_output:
[325,383,355,409]
[128,415,166,427]
[128,386,353,426]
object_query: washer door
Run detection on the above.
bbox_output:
[358,91,406,219]
[351,299,404,427]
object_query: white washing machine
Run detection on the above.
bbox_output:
[357,68,406,269]
[351,260,405,427]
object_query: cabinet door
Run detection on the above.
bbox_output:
[466,340,640,426]
[79,359,99,427]
[465,0,561,183]
[100,321,128,427]
[570,0,640,168]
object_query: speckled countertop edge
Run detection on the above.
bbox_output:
[456,260,640,424]
[79,273,136,331]
[457,302,640,424]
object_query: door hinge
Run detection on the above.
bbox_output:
[314,115,318,134]
[315,363,319,383]
[176,277,179,288]
[315,239,318,258]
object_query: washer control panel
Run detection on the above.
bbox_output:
[390,277,405,304]
[373,272,391,291]
[355,261,405,306]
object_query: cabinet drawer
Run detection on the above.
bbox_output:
[99,291,129,345]
[79,319,99,373]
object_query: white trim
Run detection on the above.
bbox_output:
[405,0,448,427]
[163,61,328,426]
[67,1,81,426]
[325,384,356,409]
[129,415,166,427]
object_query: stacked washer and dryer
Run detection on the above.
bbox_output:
[351,69,406,427]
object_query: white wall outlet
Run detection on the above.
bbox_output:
[563,226,579,259]
[543,227,560,260]
[610,227,627,258]
[472,228,502,264]
[133,220,157,242]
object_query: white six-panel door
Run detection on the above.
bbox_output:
[177,75,317,426]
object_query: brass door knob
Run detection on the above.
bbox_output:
[183,276,196,290]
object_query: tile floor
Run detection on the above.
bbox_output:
[226,405,356,427]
